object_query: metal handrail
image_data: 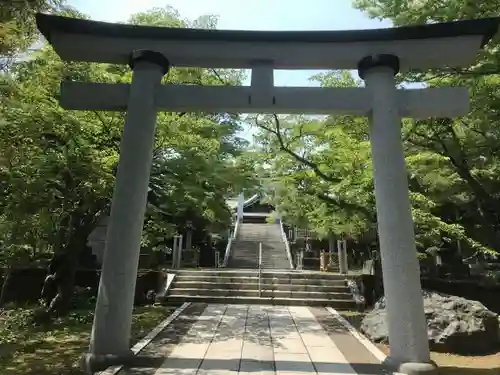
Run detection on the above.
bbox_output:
[279,219,295,269]
[297,250,304,270]
[258,242,263,297]
[221,236,232,267]
[215,252,220,268]
[222,217,240,267]
[233,216,240,240]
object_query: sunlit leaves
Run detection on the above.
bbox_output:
[352,0,500,256]
[0,5,255,265]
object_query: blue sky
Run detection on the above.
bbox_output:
[68,0,392,140]
[69,0,391,87]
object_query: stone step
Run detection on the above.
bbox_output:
[226,265,290,270]
[172,281,349,293]
[234,238,283,241]
[231,247,286,251]
[170,288,353,300]
[261,258,289,261]
[231,252,289,257]
[174,275,347,286]
[238,231,282,235]
[237,231,282,234]
[260,263,290,266]
[238,224,281,229]
[226,266,291,270]
[233,259,287,262]
[225,264,258,269]
[237,232,281,235]
[230,259,289,264]
[229,248,281,253]
[236,239,283,242]
[231,256,287,259]
[173,269,347,279]
[232,246,285,251]
[233,245,283,247]
[237,235,282,237]
[230,252,286,257]
[231,253,287,258]
[162,294,357,309]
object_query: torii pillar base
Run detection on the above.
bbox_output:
[383,358,438,375]
[80,353,135,374]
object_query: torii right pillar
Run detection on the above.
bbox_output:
[358,54,434,374]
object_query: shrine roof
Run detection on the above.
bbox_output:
[226,194,261,210]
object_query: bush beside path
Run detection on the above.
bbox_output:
[0,304,178,375]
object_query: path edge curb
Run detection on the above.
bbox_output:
[325,306,387,362]
[326,307,407,375]
[99,302,191,375]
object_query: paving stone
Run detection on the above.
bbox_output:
[307,347,339,362]
[274,352,315,374]
[239,358,275,372]
[153,305,223,375]
[198,358,240,371]
[206,340,244,354]
[272,338,308,354]
[299,332,336,348]
[119,304,207,375]
[241,342,274,361]
[308,306,388,375]
[123,303,391,375]
[155,357,201,375]
[172,343,209,359]
[197,370,239,375]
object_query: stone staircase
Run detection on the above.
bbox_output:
[228,223,291,269]
[160,269,357,310]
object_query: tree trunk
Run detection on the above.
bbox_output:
[46,260,76,317]
[43,206,104,317]
[0,266,12,306]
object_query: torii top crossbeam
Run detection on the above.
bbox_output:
[34,14,500,118]
[37,13,499,70]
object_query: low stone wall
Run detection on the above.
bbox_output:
[0,267,165,306]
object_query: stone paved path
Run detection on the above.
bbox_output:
[119,304,389,375]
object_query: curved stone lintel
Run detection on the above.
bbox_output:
[36,13,500,70]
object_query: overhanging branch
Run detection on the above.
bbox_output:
[255,114,341,184]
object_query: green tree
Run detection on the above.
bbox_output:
[0,0,65,70]
[252,72,374,241]
[253,68,493,258]
[353,0,500,258]
[0,6,253,312]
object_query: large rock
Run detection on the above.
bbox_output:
[361,290,499,354]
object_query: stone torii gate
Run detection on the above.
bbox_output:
[36,13,499,375]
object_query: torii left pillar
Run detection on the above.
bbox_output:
[82,50,169,373]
